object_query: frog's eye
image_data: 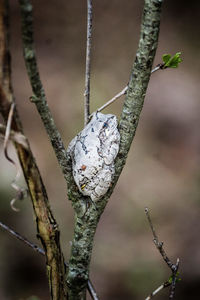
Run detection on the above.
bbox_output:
[103,122,108,129]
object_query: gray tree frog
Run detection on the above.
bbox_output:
[67,112,120,201]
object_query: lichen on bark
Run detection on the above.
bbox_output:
[8,0,163,299]
[66,1,163,298]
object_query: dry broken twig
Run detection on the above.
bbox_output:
[145,207,180,300]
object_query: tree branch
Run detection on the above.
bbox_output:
[0,220,45,256]
[0,1,67,299]
[97,85,128,113]
[66,0,163,299]
[17,1,98,298]
[145,208,180,299]
[96,62,163,114]
[115,0,163,181]
[18,0,69,181]
[0,220,100,300]
[96,6,167,129]
[84,0,93,125]
[145,281,171,300]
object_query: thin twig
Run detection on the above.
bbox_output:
[87,280,99,300]
[0,221,45,256]
[0,221,99,300]
[95,63,164,114]
[169,258,180,299]
[145,207,174,268]
[97,86,128,113]
[84,0,93,125]
[151,63,164,74]
[145,207,180,300]
[145,281,171,300]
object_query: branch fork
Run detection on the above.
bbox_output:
[1,0,164,299]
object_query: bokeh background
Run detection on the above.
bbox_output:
[0,0,200,299]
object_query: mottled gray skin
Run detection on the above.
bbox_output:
[67,112,120,201]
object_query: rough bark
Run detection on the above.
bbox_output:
[0,1,67,299]
[18,0,68,180]
[66,0,163,299]
[1,0,164,298]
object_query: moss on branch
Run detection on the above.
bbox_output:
[15,0,163,299]
[116,0,163,178]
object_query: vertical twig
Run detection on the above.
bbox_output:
[84,0,93,125]
[18,0,69,182]
[169,258,180,299]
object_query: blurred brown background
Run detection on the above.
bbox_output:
[0,0,200,299]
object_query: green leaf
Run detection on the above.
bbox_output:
[168,272,181,284]
[162,54,171,64]
[162,52,182,68]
